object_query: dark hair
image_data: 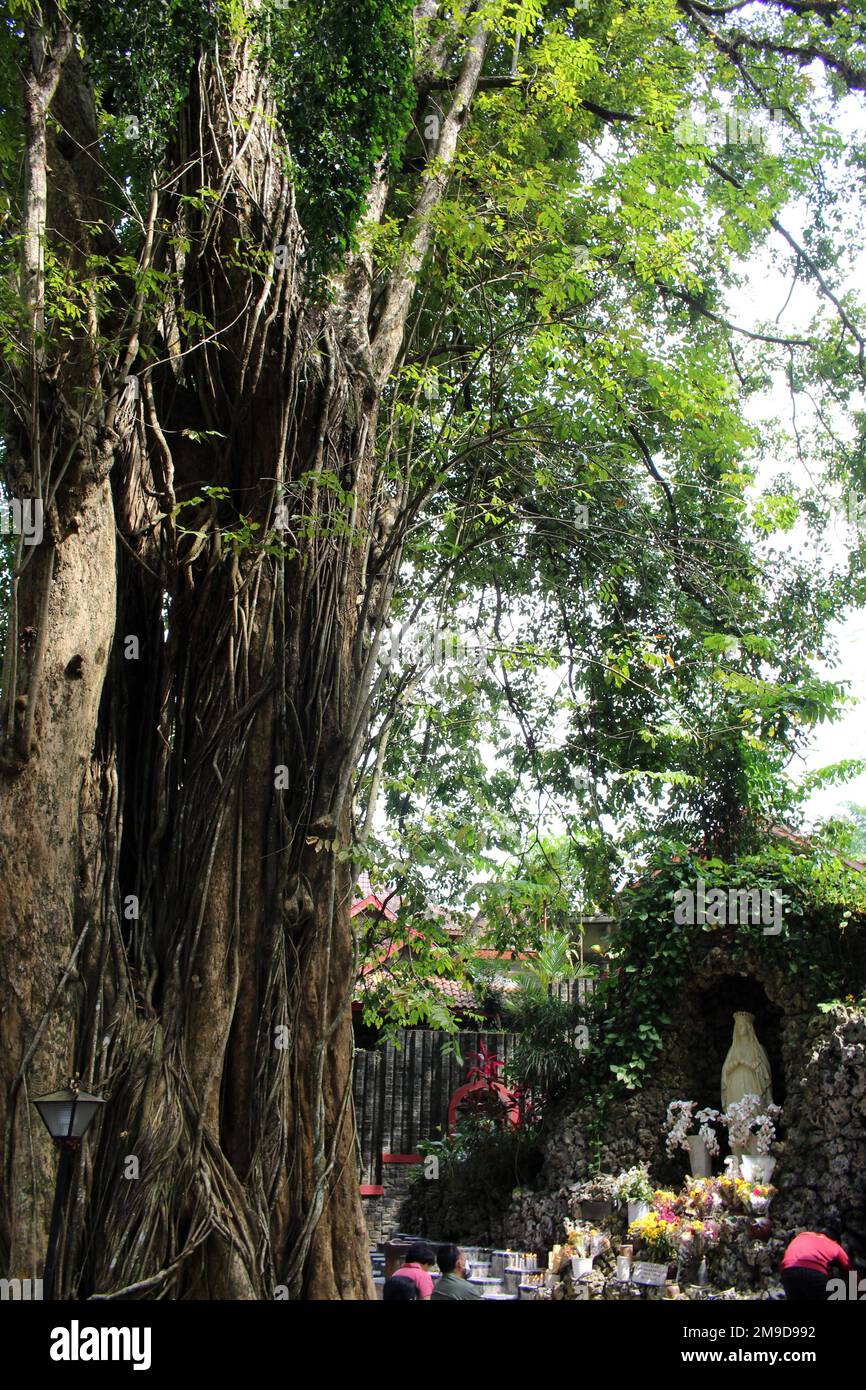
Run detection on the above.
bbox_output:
[405,1242,437,1266]
[383,1275,418,1301]
[437,1243,460,1274]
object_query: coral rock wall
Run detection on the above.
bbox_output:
[506,997,866,1265]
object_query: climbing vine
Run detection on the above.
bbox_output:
[583,843,866,1110]
[255,0,416,271]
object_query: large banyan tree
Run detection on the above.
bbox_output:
[1,0,865,1298]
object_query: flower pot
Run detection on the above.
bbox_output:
[687,1135,712,1177]
[740,1154,775,1184]
[571,1256,593,1279]
[627,1200,650,1225]
[579,1199,613,1221]
[747,1217,772,1241]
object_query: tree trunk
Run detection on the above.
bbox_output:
[1,5,486,1299]
[1,31,382,1301]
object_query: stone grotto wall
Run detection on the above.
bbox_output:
[779,1004,866,1249]
[393,937,866,1282]
[505,995,866,1267]
[362,1160,424,1245]
[500,948,866,1268]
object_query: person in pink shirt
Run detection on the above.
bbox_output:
[780,1230,851,1300]
[393,1243,437,1300]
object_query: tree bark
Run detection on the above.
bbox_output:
[1,8,486,1299]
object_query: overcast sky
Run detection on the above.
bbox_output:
[725,87,866,828]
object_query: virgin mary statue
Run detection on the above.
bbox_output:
[721,1011,773,1109]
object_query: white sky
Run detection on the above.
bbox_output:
[724,86,866,827]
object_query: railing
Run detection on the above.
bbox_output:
[353,1029,516,1184]
[354,983,598,1185]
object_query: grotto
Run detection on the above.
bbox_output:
[400,855,866,1301]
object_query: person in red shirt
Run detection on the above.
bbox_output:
[780,1230,851,1300]
[392,1243,437,1300]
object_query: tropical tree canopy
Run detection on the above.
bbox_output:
[0,0,864,1300]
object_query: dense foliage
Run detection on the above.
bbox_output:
[583,837,866,1104]
[354,1,866,970]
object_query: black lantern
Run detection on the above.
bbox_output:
[32,1079,105,1299]
[34,1087,105,1144]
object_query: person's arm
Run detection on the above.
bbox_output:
[834,1244,852,1273]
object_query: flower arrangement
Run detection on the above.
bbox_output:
[653,1188,679,1208]
[628,1211,680,1262]
[722,1095,783,1153]
[717,1175,747,1211]
[625,1168,778,1273]
[663,1100,721,1156]
[653,1189,681,1223]
[628,1182,729,1264]
[746,1183,776,1214]
[677,1218,720,1257]
[714,1175,778,1213]
[682,1176,724,1218]
[563,1220,610,1261]
[614,1164,654,1205]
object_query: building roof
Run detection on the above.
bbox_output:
[351,871,401,921]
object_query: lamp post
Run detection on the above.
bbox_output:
[32,1078,105,1300]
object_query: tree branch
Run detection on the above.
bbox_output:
[371,24,490,385]
[705,154,866,371]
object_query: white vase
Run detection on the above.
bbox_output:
[571,1256,593,1279]
[628,1200,650,1225]
[616,1255,632,1281]
[740,1154,775,1184]
[687,1135,712,1177]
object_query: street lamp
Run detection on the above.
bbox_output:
[32,1078,105,1299]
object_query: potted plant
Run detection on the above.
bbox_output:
[615,1164,655,1226]
[722,1096,782,1182]
[572,1173,618,1222]
[564,1221,609,1279]
[664,1100,721,1176]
